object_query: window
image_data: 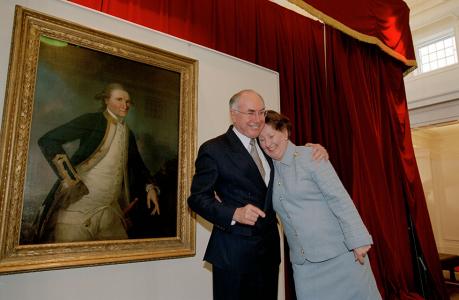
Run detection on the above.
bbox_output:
[416,32,458,74]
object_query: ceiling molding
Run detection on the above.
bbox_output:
[406,0,459,31]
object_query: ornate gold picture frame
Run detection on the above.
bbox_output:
[0,6,197,273]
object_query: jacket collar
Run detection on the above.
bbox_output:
[278,141,296,166]
[104,109,124,124]
[225,125,248,153]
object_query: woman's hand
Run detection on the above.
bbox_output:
[353,245,371,265]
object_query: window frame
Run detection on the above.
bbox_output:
[414,28,458,75]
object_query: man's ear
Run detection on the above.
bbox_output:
[230,110,236,123]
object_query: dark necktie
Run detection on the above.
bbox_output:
[250,139,265,179]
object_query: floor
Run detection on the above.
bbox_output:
[444,271,459,300]
[447,284,459,300]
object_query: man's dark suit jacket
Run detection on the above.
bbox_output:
[188,126,280,273]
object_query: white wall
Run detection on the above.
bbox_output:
[412,125,459,255]
[408,99,459,127]
[0,1,281,299]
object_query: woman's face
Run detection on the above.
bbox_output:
[105,88,131,118]
[259,124,289,160]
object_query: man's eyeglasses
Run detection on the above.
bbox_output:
[232,109,267,117]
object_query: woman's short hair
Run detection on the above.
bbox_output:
[265,110,292,136]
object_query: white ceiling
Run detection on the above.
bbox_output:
[404,0,459,31]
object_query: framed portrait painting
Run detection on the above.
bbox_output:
[0,6,197,273]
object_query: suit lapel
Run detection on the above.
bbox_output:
[263,149,274,211]
[224,126,266,187]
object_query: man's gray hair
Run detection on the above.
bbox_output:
[229,89,264,110]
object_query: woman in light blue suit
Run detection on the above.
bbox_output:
[258,110,381,300]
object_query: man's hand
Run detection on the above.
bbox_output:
[232,204,266,226]
[146,188,160,215]
[305,143,329,161]
[55,180,89,209]
[353,245,371,265]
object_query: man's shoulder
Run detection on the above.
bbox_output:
[71,111,104,123]
[200,131,230,151]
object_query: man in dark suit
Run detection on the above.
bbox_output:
[188,89,326,300]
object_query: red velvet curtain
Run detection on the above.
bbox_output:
[320,27,446,300]
[68,0,446,298]
[288,0,416,67]
[70,0,103,10]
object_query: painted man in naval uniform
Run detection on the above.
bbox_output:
[33,83,160,243]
